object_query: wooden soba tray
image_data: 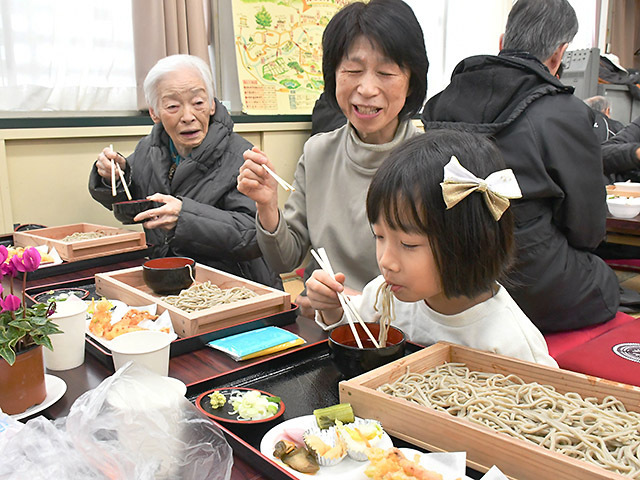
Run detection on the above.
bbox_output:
[339,342,640,480]
[95,263,291,337]
[13,223,147,262]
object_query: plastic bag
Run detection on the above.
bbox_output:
[0,363,233,480]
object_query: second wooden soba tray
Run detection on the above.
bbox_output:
[339,342,640,480]
[13,223,147,262]
[95,263,291,337]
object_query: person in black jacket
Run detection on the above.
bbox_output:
[584,95,625,144]
[421,0,619,332]
[602,116,640,183]
[89,55,282,289]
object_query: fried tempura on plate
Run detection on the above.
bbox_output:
[365,448,447,480]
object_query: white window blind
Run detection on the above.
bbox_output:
[0,0,137,112]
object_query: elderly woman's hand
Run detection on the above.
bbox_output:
[237,147,280,232]
[95,147,127,181]
[133,193,182,231]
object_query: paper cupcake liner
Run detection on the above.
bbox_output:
[338,419,385,461]
[303,426,347,466]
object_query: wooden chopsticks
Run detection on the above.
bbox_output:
[310,248,379,349]
[109,144,132,200]
[263,165,295,192]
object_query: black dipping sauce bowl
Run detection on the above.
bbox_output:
[142,257,196,295]
[113,199,162,225]
[329,323,406,379]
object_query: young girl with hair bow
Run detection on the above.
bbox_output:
[307,129,557,367]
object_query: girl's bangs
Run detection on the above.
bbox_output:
[382,191,429,234]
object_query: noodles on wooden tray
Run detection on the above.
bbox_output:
[61,230,113,242]
[378,362,640,478]
[373,281,395,347]
[161,280,258,312]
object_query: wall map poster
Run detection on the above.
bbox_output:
[231,0,354,115]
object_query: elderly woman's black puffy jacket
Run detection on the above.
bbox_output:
[89,99,282,289]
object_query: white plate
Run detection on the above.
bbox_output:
[260,415,476,480]
[259,415,393,479]
[85,302,174,350]
[11,374,67,420]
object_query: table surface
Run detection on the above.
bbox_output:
[17,256,328,480]
[606,214,640,247]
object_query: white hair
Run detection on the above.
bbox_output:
[143,54,215,111]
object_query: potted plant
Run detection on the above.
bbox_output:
[0,245,61,414]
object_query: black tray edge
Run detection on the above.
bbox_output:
[218,421,299,480]
[24,246,151,280]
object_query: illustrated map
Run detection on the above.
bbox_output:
[232,0,354,115]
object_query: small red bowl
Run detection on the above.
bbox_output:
[142,257,195,295]
[329,323,406,379]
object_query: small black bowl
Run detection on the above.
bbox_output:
[113,199,161,225]
[142,257,196,295]
[329,323,406,379]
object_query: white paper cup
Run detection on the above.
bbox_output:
[109,330,177,376]
[44,297,88,371]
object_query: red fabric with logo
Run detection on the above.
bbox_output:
[544,311,636,358]
[553,318,640,387]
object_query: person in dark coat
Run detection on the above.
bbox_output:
[310,92,346,136]
[602,116,640,183]
[89,54,282,289]
[584,95,625,144]
[421,0,619,332]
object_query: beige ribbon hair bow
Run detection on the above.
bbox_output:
[440,156,522,221]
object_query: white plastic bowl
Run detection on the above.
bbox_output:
[614,181,640,192]
[607,196,640,218]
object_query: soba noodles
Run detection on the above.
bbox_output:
[378,362,640,478]
[373,281,395,347]
[161,281,258,312]
[61,230,112,242]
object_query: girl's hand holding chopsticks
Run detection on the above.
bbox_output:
[306,269,347,325]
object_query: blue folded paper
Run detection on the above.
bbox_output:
[207,326,305,361]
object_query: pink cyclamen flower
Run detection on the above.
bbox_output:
[0,245,7,264]
[1,260,17,278]
[16,247,41,272]
[1,294,21,313]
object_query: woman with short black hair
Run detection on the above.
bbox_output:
[238,0,428,315]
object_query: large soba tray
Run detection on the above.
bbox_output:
[13,223,147,262]
[184,340,443,480]
[95,263,291,337]
[340,342,640,480]
[24,277,299,369]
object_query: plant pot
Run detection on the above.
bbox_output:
[0,345,46,415]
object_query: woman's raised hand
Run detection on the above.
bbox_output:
[238,146,280,232]
[95,147,126,181]
[306,269,346,325]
